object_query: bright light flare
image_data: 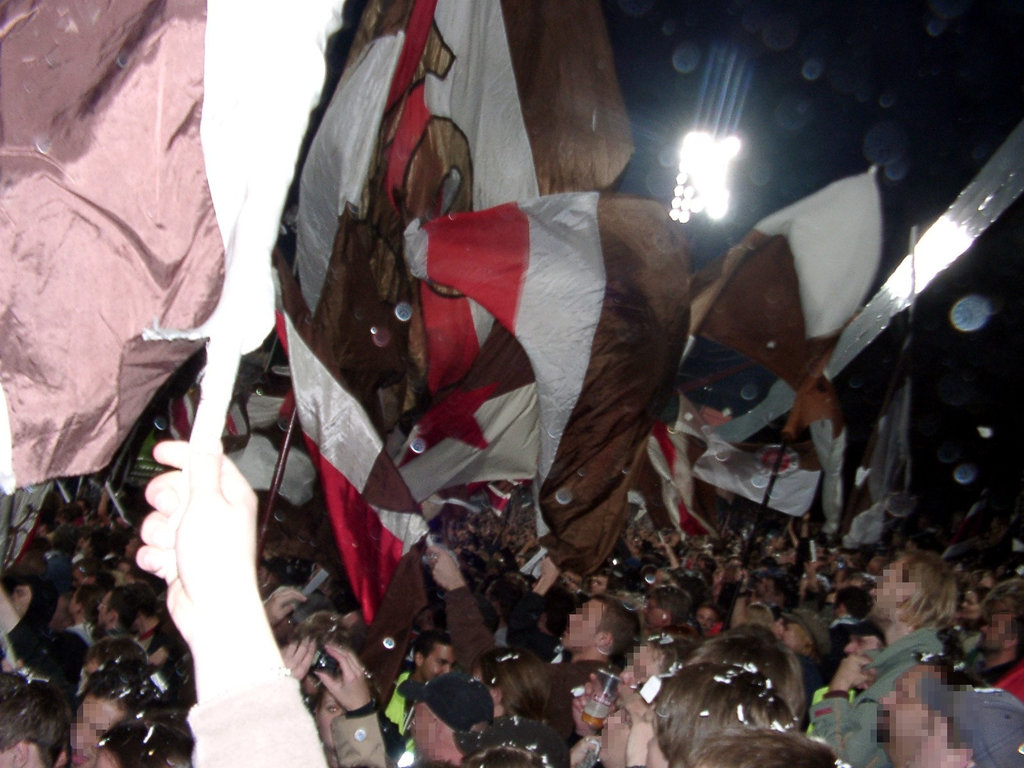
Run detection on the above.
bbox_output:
[670,131,741,223]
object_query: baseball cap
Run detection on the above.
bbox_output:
[920,678,1024,767]
[781,608,830,658]
[398,671,493,732]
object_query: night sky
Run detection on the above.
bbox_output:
[321,0,1024,528]
[601,0,1024,522]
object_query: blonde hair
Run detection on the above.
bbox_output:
[899,552,957,630]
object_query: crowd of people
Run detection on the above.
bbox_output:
[3,442,1024,768]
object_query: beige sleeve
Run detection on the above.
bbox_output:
[188,676,328,768]
[330,711,387,768]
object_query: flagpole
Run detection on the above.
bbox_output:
[257,406,298,559]
[728,440,788,623]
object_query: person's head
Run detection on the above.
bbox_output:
[563,596,639,659]
[695,603,723,636]
[775,610,829,662]
[399,672,493,764]
[2,573,58,630]
[957,587,987,630]
[833,586,872,620]
[96,587,138,636]
[979,578,1024,666]
[80,638,149,691]
[643,586,692,631]
[878,660,1024,768]
[751,572,786,606]
[473,648,549,720]
[412,629,454,683]
[124,583,159,630]
[624,632,695,687]
[93,718,193,768]
[649,663,797,768]
[875,552,957,631]
[586,573,610,596]
[0,674,72,768]
[687,728,837,768]
[461,746,545,768]
[73,662,159,768]
[740,601,778,629]
[456,717,568,768]
[312,684,346,768]
[842,621,886,659]
[69,583,107,627]
[685,625,806,724]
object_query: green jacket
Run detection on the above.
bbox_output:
[384,670,412,734]
[808,627,943,768]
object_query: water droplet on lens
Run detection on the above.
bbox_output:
[762,14,798,51]
[802,58,824,81]
[740,383,759,401]
[949,294,993,332]
[671,42,701,74]
[410,437,427,454]
[394,302,413,322]
[34,136,51,154]
[937,373,972,407]
[116,52,129,68]
[153,416,168,431]
[926,16,949,36]
[383,637,395,650]
[863,121,908,165]
[370,325,391,347]
[555,488,573,505]
[937,441,961,464]
[885,160,908,182]
[953,462,978,485]
[750,474,769,489]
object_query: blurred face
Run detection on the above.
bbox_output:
[315,691,343,768]
[95,594,118,633]
[779,620,813,657]
[69,595,85,625]
[10,585,32,618]
[644,598,669,630]
[624,644,661,685]
[72,695,127,768]
[696,606,720,635]
[415,643,454,682]
[410,702,458,763]
[875,559,915,623]
[878,666,939,767]
[0,743,49,768]
[957,590,983,626]
[564,600,605,652]
[979,611,1015,655]
[562,571,583,592]
[587,574,609,595]
[844,634,884,657]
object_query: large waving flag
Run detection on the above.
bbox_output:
[285,0,638,597]
[406,193,690,573]
[684,170,882,531]
[0,0,343,492]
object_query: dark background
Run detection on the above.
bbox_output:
[321,0,1024,526]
